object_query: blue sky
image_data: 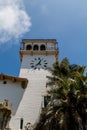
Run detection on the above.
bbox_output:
[0,0,87,76]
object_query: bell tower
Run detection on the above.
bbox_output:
[16,39,59,128]
[19,39,58,75]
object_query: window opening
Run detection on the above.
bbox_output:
[42,96,51,108]
[20,118,23,130]
[3,81,7,84]
[33,45,39,50]
[26,45,32,50]
[40,45,46,50]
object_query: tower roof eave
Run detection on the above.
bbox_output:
[0,74,28,89]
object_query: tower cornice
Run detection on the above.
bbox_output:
[22,39,57,44]
[20,50,59,62]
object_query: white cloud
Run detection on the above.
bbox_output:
[0,0,32,43]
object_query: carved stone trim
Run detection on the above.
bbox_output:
[0,99,12,130]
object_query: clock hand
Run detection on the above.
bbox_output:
[35,59,42,66]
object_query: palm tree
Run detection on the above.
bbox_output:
[34,57,87,130]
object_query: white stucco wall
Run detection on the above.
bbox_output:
[8,54,56,130]
[0,80,25,130]
[0,80,25,115]
[12,54,55,129]
[16,69,49,128]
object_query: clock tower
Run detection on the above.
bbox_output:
[16,39,59,129]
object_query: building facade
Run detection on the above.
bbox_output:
[0,39,59,130]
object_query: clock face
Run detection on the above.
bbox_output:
[30,57,48,69]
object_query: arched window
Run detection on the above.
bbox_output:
[40,45,46,50]
[33,45,39,50]
[26,45,32,50]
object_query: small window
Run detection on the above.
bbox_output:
[3,81,7,84]
[26,45,32,50]
[40,45,46,50]
[33,45,39,50]
[42,96,51,108]
[20,118,23,130]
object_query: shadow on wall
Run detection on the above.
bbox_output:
[0,81,25,115]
